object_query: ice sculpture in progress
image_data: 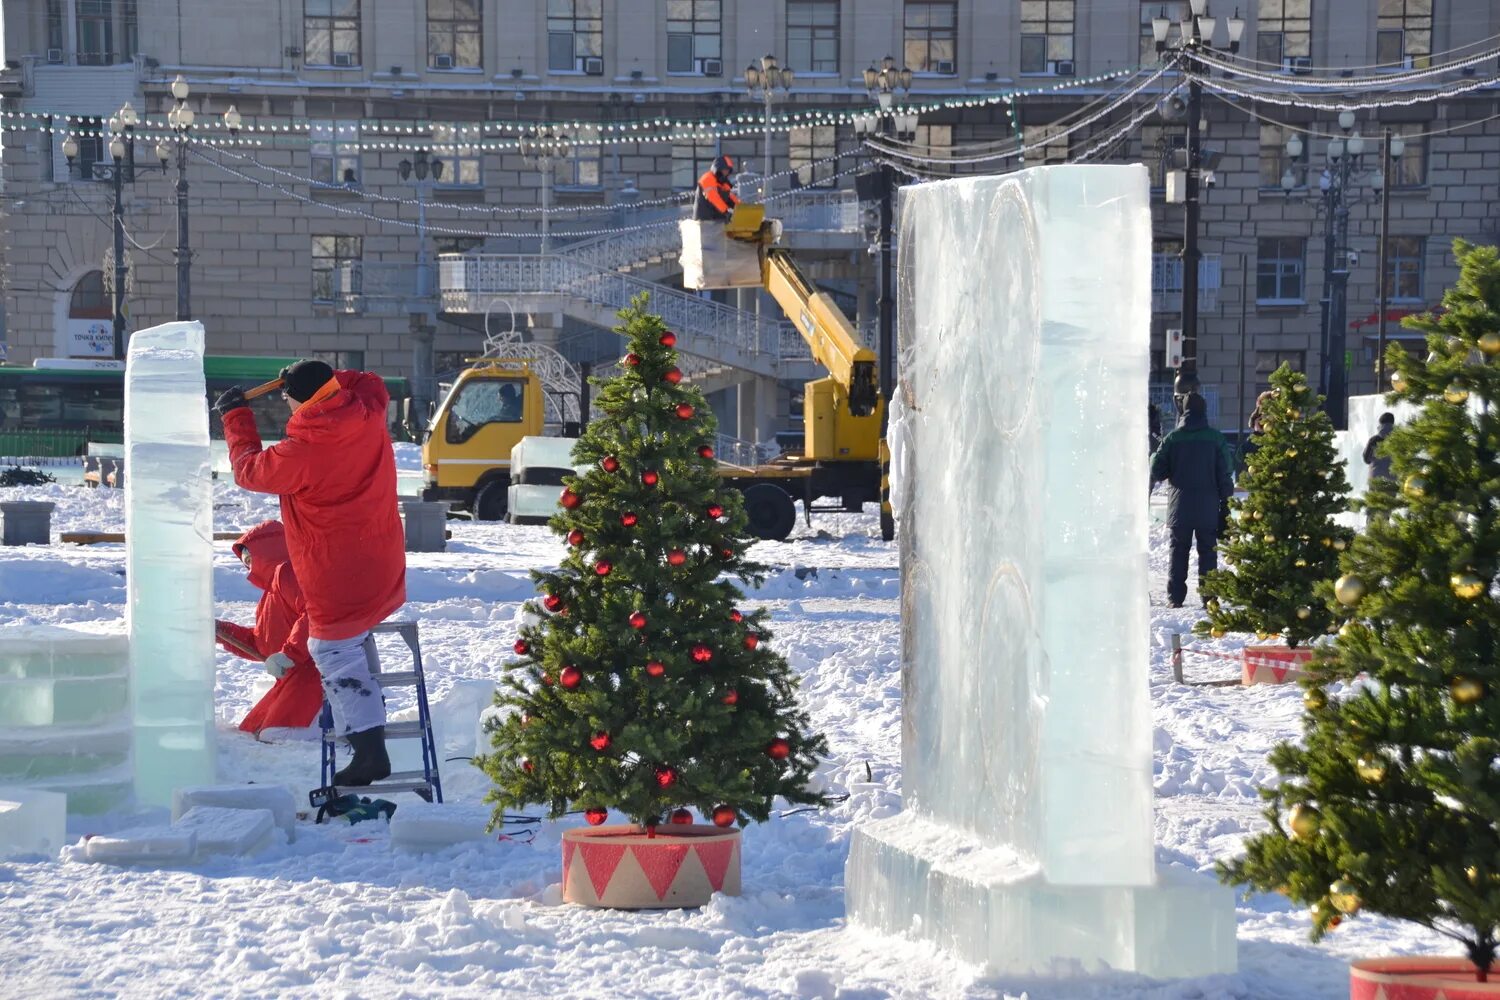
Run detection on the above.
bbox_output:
[845,166,1236,977]
[126,321,216,805]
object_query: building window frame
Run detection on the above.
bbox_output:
[789,125,838,187]
[310,121,362,187]
[432,125,482,187]
[1391,133,1427,188]
[1376,0,1432,69]
[903,1,958,76]
[1020,1,1076,75]
[1257,236,1306,305]
[672,137,719,190]
[554,127,602,190]
[667,0,723,75]
[305,0,362,68]
[1384,235,1425,303]
[1022,124,1068,165]
[311,235,363,305]
[787,0,840,76]
[547,0,603,74]
[54,115,108,183]
[427,0,482,70]
[1256,0,1312,67]
[1259,123,1309,189]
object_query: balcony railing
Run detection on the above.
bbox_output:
[1152,253,1221,313]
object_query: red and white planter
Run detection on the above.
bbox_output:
[1351,957,1500,999]
[1242,644,1315,685]
[561,824,742,908]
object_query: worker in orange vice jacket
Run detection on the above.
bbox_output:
[694,154,740,222]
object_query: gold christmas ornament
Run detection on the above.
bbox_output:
[1339,622,1362,640]
[1334,575,1367,605]
[1295,558,1308,567]
[1451,573,1486,600]
[1287,496,1299,506]
[1446,384,1471,404]
[1256,630,1270,641]
[1252,510,1264,521]
[1451,676,1486,704]
[1263,534,1277,544]
[1328,879,1362,915]
[1289,803,1323,840]
[1304,688,1328,711]
[1391,370,1409,392]
[1274,471,1286,480]
[1468,866,1482,885]
[1321,537,1333,548]
[1210,626,1226,639]
[1289,409,1301,419]
[1355,754,1387,783]
[1403,476,1427,498]
[1286,447,1299,458]
[1297,606,1312,619]
[1333,539,1347,551]
[1480,331,1500,356]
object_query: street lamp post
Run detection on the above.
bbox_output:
[1375,129,1406,389]
[156,75,196,321]
[861,55,913,406]
[1153,2,1244,408]
[398,149,446,425]
[520,129,569,253]
[65,102,139,360]
[744,54,793,200]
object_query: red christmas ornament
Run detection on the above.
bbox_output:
[707,504,724,519]
[629,611,648,630]
[543,594,563,612]
[712,805,737,828]
[620,512,638,527]
[559,488,581,509]
[720,547,735,560]
[691,644,713,664]
[641,469,659,487]
[666,549,687,567]
[585,807,608,826]
[521,758,535,773]
[663,367,683,385]
[513,639,530,655]
[624,352,642,367]
[559,665,582,689]
[722,689,739,706]
[655,766,677,789]
[766,738,791,760]
[743,634,760,650]
[645,660,666,678]
[659,331,678,348]
[567,529,585,547]
[729,609,743,623]
[540,672,554,687]
[698,444,715,460]
[600,455,620,473]
[670,808,693,825]
[594,560,612,577]
[589,731,612,752]
[675,403,695,420]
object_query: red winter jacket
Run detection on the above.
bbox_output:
[223,370,406,641]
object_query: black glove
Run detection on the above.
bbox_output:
[213,386,247,415]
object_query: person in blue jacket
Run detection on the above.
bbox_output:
[1150,393,1235,608]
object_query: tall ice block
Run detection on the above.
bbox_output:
[845,166,1236,977]
[125,321,216,805]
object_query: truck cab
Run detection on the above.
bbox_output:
[420,360,544,520]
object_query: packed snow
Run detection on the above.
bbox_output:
[0,459,1461,998]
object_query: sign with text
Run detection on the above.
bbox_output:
[66,319,114,358]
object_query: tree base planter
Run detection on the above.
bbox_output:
[1242,645,1314,685]
[561,824,741,908]
[1351,957,1500,1000]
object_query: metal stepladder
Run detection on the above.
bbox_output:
[310,621,443,808]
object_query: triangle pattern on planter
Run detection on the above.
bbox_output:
[632,842,691,901]
[562,838,578,893]
[695,838,736,893]
[580,841,628,900]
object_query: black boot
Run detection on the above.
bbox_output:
[334,727,391,787]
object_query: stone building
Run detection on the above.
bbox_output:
[1,0,1497,438]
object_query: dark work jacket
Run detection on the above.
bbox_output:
[1363,429,1393,481]
[1150,412,1235,531]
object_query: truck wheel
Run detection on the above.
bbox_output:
[741,484,796,541]
[473,478,510,522]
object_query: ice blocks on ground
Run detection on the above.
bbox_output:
[0,787,67,858]
[173,806,277,856]
[390,800,490,852]
[83,825,197,865]
[125,322,216,806]
[846,165,1235,977]
[172,784,297,840]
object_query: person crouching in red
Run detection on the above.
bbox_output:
[215,359,407,787]
[215,520,322,739]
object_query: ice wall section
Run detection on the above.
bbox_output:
[846,166,1236,977]
[126,321,216,805]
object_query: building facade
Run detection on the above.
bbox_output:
[2,0,1498,437]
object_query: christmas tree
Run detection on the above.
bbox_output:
[1197,363,1352,646]
[477,294,827,831]
[1221,241,1500,977]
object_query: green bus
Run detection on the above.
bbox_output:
[0,356,411,456]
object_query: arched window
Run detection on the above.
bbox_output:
[69,271,112,319]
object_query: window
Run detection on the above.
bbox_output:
[667,0,722,74]
[66,271,114,358]
[428,0,481,69]
[551,127,602,188]
[904,1,957,75]
[1139,2,1187,65]
[1256,350,1306,388]
[1391,133,1426,187]
[305,0,361,67]
[672,137,718,189]
[121,0,138,61]
[69,272,112,318]
[1257,237,1305,303]
[1384,236,1424,302]
[445,378,527,444]
[311,350,366,370]
[310,121,361,186]
[433,125,481,186]
[787,1,839,74]
[789,126,837,187]
[46,0,66,54]
[1259,124,1308,188]
[1020,1,1075,75]
[914,124,953,166]
[1377,0,1431,69]
[1022,124,1068,165]
[1256,0,1311,66]
[311,235,363,304]
[54,116,106,182]
[547,0,603,73]
[76,0,115,65]
[435,236,484,255]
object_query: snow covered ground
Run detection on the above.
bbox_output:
[0,464,1459,999]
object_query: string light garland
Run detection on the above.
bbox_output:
[1189,67,1500,112]
[1187,43,1500,91]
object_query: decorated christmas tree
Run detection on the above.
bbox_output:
[477,294,827,831]
[1221,241,1500,977]
[1197,363,1352,646]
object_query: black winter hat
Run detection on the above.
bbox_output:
[280,359,334,402]
[1185,392,1207,417]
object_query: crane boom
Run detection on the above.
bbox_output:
[763,249,880,417]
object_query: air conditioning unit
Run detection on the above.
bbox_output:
[1287,56,1312,74]
[583,56,604,76]
[1052,59,1075,76]
[1402,54,1415,69]
[433,53,454,70]
[332,51,354,68]
[701,58,722,77]
[934,59,955,75]
[46,48,64,64]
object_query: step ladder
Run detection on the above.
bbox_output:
[312,621,443,806]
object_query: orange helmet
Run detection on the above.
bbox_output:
[712,154,735,176]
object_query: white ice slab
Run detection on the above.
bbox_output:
[509,436,582,480]
[847,165,1235,977]
[679,220,762,290]
[389,800,491,852]
[83,825,197,865]
[126,321,216,805]
[173,806,277,857]
[0,787,67,859]
[507,483,567,524]
[172,784,297,840]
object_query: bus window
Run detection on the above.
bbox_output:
[446,378,525,444]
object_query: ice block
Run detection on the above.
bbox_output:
[846,166,1235,977]
[0,787,67,859]
[125,321,216,806]
[173,805,277,856]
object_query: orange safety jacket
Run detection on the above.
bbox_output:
[694,169,739,221]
